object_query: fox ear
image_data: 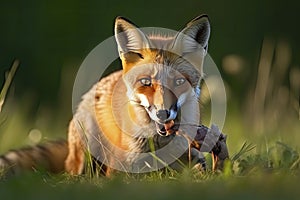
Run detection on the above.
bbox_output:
[172,15,210,55]
[114,16,150,57]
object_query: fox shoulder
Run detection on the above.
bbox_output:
[65,70,125,175]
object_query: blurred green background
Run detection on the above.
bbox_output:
[0,0,299,153]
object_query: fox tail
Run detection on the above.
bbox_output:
[0,140,68,177]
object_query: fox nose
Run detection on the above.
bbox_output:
[156,110,170,121]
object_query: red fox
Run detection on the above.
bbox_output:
[0,15,228,177]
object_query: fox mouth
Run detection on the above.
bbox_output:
[144,105,179,136]
[155,120,177,136]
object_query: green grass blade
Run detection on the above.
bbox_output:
[0,60,19,113]
[231,141,256,162]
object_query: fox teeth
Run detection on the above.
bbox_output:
[155,122,166,135]
[155,120,175,136]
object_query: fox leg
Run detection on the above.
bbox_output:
[65,119,85,175]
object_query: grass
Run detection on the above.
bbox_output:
[0,38,300,199]
[0,166,299,200]
[0,60,19,114]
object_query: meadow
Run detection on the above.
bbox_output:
[1,1,300,199]
[0,39,299,199]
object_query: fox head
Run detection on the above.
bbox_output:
[114,15,210,136]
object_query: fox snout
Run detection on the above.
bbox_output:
[155,109,177,136]
[156,109,170,121]
[154,103,178,123]
[145,103,178,136]
[147,105,177,123]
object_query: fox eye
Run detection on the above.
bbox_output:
[139,78,152,86]
[174,78,186,86]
